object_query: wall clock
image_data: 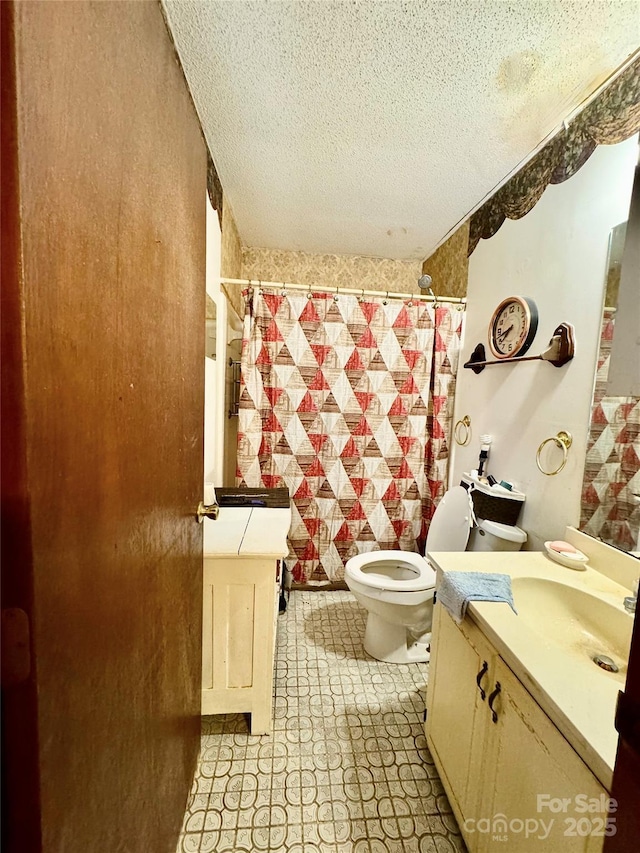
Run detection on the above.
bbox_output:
[488,296,539,359]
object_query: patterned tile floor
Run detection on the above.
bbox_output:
[178,591,466,853]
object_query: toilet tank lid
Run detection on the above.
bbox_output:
[478,518,527,543]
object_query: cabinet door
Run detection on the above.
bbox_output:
[426,604,494,830]
[478,658,608,853]
[201,556,277,734]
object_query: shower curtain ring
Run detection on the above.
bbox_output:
[428,287,438,308]
[334,285,339,301]
[307,282,313,299]
[383,291,389,304]
[359,288,365,302]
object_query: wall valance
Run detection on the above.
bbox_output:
[207,153,224,226]
[468,55,640,256]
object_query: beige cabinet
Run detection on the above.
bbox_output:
[425,601,493,821]
[480,657,607,853]
[426,604,611,853]
[201,506,290,735]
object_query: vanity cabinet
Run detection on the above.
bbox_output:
[425,603,493,821]
[201,506,290,735]
[426,603,609,853]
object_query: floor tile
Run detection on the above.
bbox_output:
[177,590,466,852]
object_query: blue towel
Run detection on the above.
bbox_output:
[437,571,517,624]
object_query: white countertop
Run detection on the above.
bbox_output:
[203,506,291,558]
[427,550,634,790]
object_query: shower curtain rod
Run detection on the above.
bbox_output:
[220,277,466,306]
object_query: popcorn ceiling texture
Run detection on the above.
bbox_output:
[421,223,470,300]
[164,0,640,260]
[242,248,423,295]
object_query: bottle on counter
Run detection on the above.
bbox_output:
[477,434,492,478]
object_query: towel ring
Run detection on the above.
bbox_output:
[454,415,472,446]
[536,431,572,476]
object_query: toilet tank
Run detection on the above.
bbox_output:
[467,518,526,552]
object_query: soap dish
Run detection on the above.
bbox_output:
[544,541,589,570]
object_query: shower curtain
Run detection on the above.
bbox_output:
[580,308,640,551]
[237,287,463,584]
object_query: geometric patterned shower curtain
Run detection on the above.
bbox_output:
[237,287,464,584]
[580,308,640,552]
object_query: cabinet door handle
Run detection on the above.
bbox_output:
[488,681,502,723]
[476,660,489,701]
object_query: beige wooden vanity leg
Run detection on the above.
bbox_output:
[250,705,272,736]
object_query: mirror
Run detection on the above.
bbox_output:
[580,148,640,554]
[206,293,217,360]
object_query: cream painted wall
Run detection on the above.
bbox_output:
[450,136,638,551]
[204,195,226,488]
[205,196,245,490]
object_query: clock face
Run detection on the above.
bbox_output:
[489,297,538,359]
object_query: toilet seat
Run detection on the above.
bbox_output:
[346,550,436,592]
[345,486,473,593]
[424,486,473,553]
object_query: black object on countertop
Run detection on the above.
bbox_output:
[216,487,291,509]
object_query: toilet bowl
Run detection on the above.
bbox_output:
[345,486,526,663]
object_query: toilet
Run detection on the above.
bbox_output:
[345,486,526,664]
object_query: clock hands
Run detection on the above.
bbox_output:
[497,324,514,343]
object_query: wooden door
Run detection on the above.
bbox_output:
[1,2,206,851]
[605,607,640,852]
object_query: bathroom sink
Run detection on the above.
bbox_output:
[512,577,633,679]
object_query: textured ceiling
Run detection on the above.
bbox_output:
[163,1,640,261]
